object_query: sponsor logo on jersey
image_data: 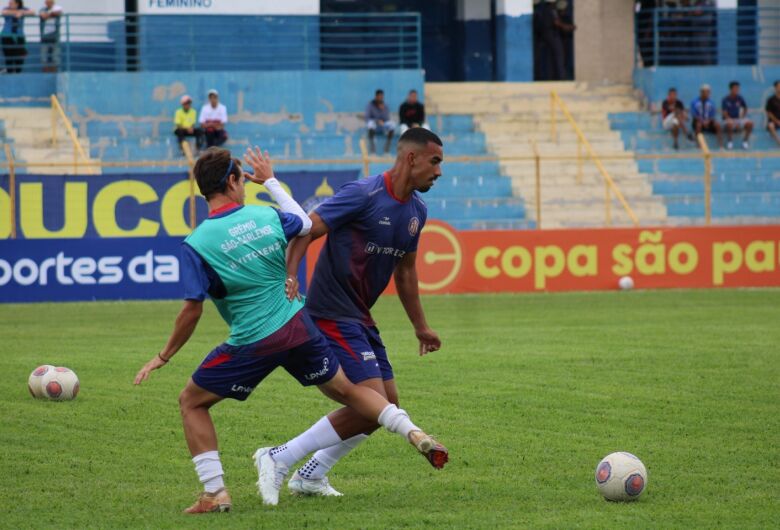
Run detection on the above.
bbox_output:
[408,217,420,237]
[379,216,392,226]
[365,242,406,258]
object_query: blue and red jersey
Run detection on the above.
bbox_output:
[306,172,427,326]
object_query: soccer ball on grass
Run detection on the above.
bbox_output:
[595,452,647,501]
[38,366,80,401]
[28,364,56,398]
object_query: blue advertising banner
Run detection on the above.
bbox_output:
[0,169,358,240]
[0,237,184,302]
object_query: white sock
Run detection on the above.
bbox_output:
[269,416,342,467]
[298,434,369,480]
[377,404,420,439]
[192,450,225,493]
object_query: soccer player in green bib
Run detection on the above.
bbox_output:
[134,147,447,513]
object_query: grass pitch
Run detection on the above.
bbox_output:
[1,290,778,529]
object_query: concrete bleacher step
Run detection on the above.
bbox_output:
[0,105,100,175]
[426,81,663,228]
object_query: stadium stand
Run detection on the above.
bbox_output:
[610,83,780,225]
[426,82,666,228]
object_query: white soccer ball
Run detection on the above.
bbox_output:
[40,367,80,401]
[618,276,635,290]
[595,452,648,501]
[28,364,56,398]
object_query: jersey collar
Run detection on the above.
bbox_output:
[383,172,410,204]
[209,202,242,218]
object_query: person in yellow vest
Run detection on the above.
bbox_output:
[174,94,204,154]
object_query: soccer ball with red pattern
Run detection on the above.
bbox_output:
[28,365,56,398]
[40,367,80,401]
[595,452,647,501]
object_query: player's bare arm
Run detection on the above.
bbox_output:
[394,250,441,356]
[284,212,329,300]
[133,300,203,385]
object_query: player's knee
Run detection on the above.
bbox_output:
[178,388,192,413]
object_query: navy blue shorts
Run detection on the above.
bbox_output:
[192,311,339,401]
[314,318,393,383]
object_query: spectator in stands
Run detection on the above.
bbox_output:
[199,89,228,148]
[38,0,62,73]
[365,89,396,155]
[398,89,429,135]
[1,0,34,74]
[691,84,723,149]
[765,80,780,148]
[661,87,692,150]
[555,0,575,79]
[534,0,574,81]
[174,95,204,154]
[721,81,752,150]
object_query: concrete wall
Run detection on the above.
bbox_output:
[574,0,635,84]
[495,0,533,81]
[0,74,56,106]
[456,0,494,81]
[56,70,424,123]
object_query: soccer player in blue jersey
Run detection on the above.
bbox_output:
[277,127,446,497]
[133,146,445,513]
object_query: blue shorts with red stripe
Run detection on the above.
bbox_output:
[314,318,393,383]
[191,310,339,401]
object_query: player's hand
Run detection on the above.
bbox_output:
[416,328,441,356]
[243,147,275,184]
[133,354,167,385]
[285,274,301,302]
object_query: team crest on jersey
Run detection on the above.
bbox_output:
[408,217,420,236]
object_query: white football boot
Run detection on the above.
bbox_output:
[253,447,289,506]
[288,471,344,497]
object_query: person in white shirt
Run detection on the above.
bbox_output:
[199,89,228,147]
[38,0,62,72]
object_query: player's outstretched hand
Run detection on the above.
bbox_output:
[285,274,302,302]
[133,354,167,385]
[243,146,275,184]
[416,328,441,356]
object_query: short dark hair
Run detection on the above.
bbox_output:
[193,147,242,200]
[729,81,740,89]
[668,87,677,93]
[375,89,384,96]
[409,89,417,94]
[774,80,780,88]
[398,127,443,148]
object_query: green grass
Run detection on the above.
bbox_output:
[1,290,779,529]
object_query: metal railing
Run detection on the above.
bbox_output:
[0,12,421,73]
[550,90,640,227]
[50,94,96,175]
[3,148,780,238]
[635,6,780,67]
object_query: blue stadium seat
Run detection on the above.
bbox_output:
[610,111,780,222]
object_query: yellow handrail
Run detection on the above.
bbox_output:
[550,91,639,226]
[530,140,542,230]
[696,133,712,225]
[180,141,197,230]
[50,94,97,175]
[358,138,370,177]
[3,144,16,239]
